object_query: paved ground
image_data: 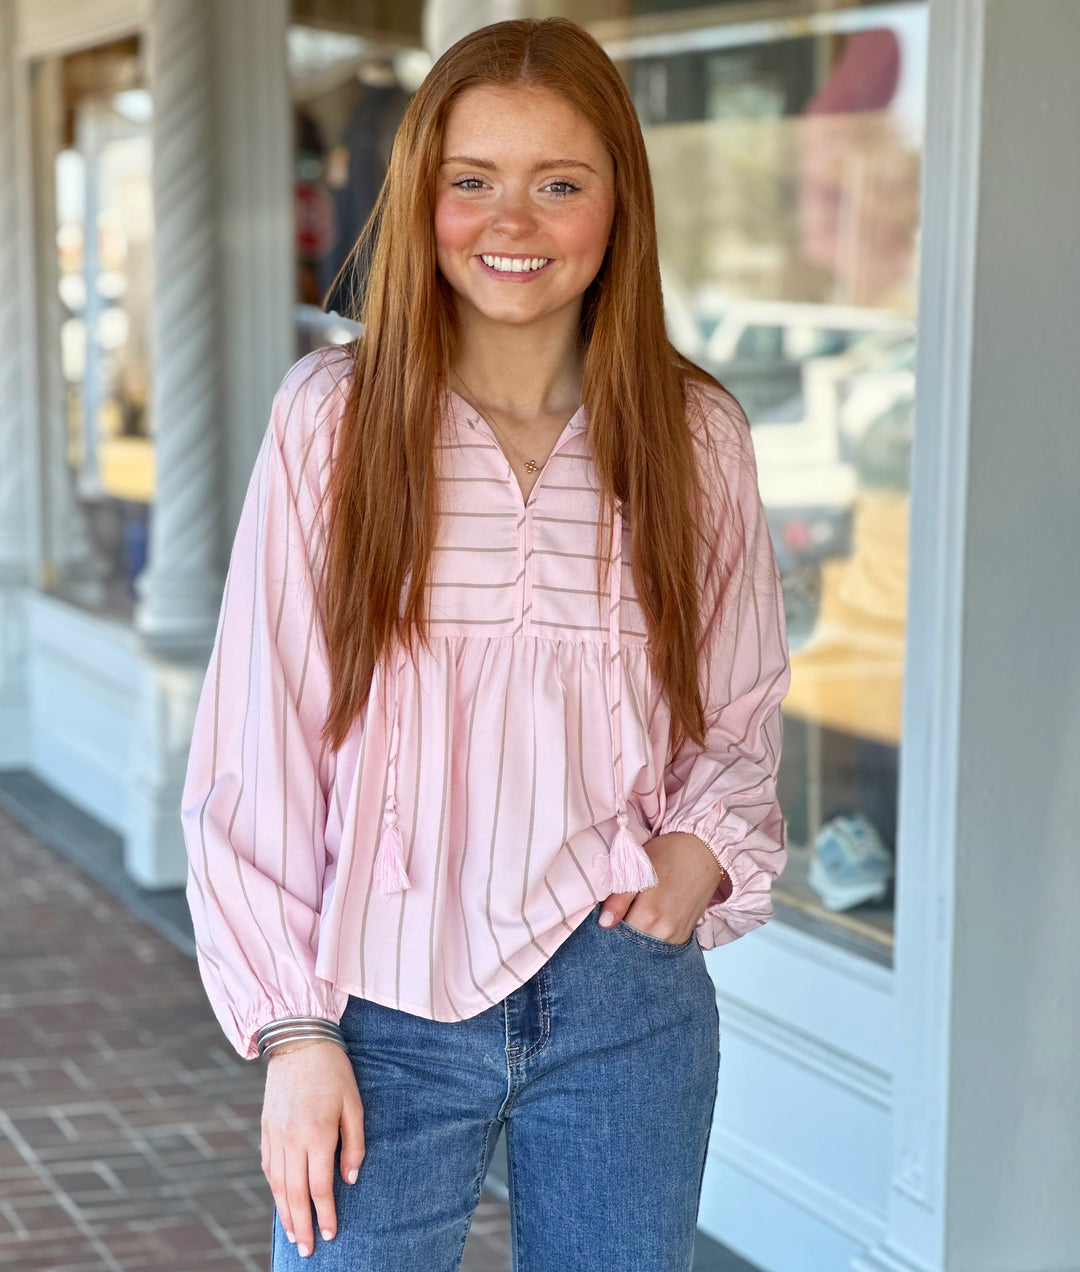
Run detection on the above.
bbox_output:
[0,807,513,1272]
[0,775,755,1272]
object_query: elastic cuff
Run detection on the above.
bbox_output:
[660,820,740,892]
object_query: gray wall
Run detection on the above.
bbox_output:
[950,1,1080,1266]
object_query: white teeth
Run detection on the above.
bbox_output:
[481,254,550,273]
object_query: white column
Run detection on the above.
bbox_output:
[0,0,29,766]
[133,0,224,649]
[211,0,294,534]
[853,1,1080,1269]
[124,0,295,887]
[423,0,537,60]
[0,0,27,586]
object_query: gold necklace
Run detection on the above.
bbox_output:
[451,375,543,473]
[485,412,540,473]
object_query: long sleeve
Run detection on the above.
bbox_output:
[181,353,350,1060]
[658,384,791,950]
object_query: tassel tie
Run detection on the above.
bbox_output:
[373,650,412,894]
[606,501,660,894]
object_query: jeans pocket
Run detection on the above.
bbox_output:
[614,918,696,951]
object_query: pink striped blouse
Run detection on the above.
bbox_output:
[181,347,791,1061]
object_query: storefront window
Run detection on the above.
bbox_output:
[595,0,926,960]
[35,37,153,617]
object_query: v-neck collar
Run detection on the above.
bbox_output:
[446,389,587,436]
[445,389,587,510]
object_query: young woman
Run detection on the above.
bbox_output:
[181,17,790,1271]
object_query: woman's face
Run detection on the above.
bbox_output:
[434,84,616,332]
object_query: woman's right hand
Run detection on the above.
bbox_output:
[261,1040,366,1258]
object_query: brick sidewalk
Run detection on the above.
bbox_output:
[0,808,511,1271]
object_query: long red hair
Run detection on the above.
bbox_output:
[317,16,737,757]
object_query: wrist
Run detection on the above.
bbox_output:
[660,830,732,901]
[265,1038,342,1062]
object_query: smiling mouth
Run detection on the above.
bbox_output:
[477,254,553,275]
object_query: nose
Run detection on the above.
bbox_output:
[488,186,538,238]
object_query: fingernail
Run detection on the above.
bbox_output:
[599,911,614,927]
[298,1244,310,1258]
[286,1231,295,1244]
[322,1228,334,1241]
[347,1167,359,1184]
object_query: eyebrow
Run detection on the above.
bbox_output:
[442,155,599,176]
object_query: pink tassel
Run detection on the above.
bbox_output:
[608,819,659,893]
[373,815,411,893]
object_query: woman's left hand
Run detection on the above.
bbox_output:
[599,832,731,942]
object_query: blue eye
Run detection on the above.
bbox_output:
[546,181,580,197]
[452,178,486,191]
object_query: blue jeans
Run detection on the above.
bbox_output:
[270,901,721,1271]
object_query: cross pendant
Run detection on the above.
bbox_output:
[524,459,538,473]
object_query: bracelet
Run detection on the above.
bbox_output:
[259,1029,346,1061]
[256,1016,346,1061]
[261,1032,348,1062]
[257,1016,343,1042]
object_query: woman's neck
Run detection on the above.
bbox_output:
[450,304,584,425]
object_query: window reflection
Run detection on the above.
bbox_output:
[622,1,927,954]
[287,21,429,356]
[45,37,153,616]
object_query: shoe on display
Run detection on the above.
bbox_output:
[808,812,894,912]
